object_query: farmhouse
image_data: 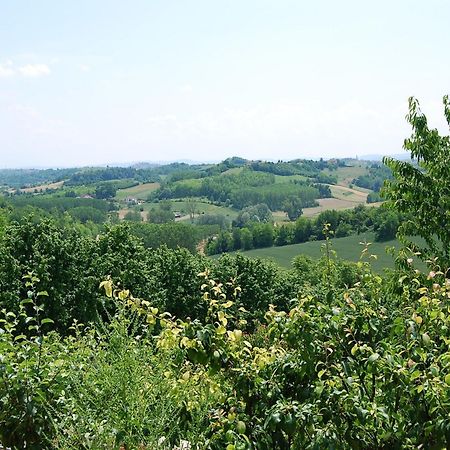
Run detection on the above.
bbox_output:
[124,196,138,205]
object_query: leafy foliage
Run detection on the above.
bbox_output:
[0,220,449,449]
[383,96,450,267]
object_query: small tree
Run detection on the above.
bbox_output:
[240,228,253,250]
[282,196,303,221]
[148,201,175,224]
[383,96,450,266]
[185,198,198,222]
[124,210,142,222]
[95,183,116,199]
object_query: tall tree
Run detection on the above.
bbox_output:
[383,96,450,266]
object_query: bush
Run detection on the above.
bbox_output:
[2,260,450,449]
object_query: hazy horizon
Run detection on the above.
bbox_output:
[1,0,449,168]
[0,151,412,171]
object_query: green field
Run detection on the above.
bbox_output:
[115,182,160,200]
[325,164,368,187]
[141,198,239,219]
[222,232,402,272]
[221,167,244,176]
[274,174,308,183]
[172,178,203,188]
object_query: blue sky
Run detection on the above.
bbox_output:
[0,0,449,167]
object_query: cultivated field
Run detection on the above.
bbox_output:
[330,185,368,202]
[115,182,160,200]
[20,181,65,193]
[303,198,359,218]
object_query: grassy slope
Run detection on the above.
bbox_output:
[221,167,244,176]
[330,185,368,202]
[325,164,368,187]
[115,182,160,200]
[274,174,308,183]
[225,232,400,272]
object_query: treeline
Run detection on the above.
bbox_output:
[7,195,115,224]
[128,221,219,253]
[0,218,313,331]
[0,199,219,252]
[230,183,322,210]
[0,168,78,189]
[65,166,158,186]
[3,170,229,245]
[207,205,402,254]
[154,169,275,201]
[353,163,392,192]
[249,158,346,177]
[9,195,113,212]
[63,160,246,187]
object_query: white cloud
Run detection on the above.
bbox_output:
[0,61,15,78]
[0,61,52,78]
[18,63,51,78]
[79,64,90,72]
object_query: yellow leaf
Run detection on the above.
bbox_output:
[99,280,113,298]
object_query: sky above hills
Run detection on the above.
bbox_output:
[1,0,449,168]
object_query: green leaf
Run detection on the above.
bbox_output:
[41,318,54,325]
[14,334,27,341]
[445,374,450,386]
[368,353,380,363]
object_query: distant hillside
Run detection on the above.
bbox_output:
[359,152,411,162]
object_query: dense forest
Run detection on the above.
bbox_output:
[0,97,449,449]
